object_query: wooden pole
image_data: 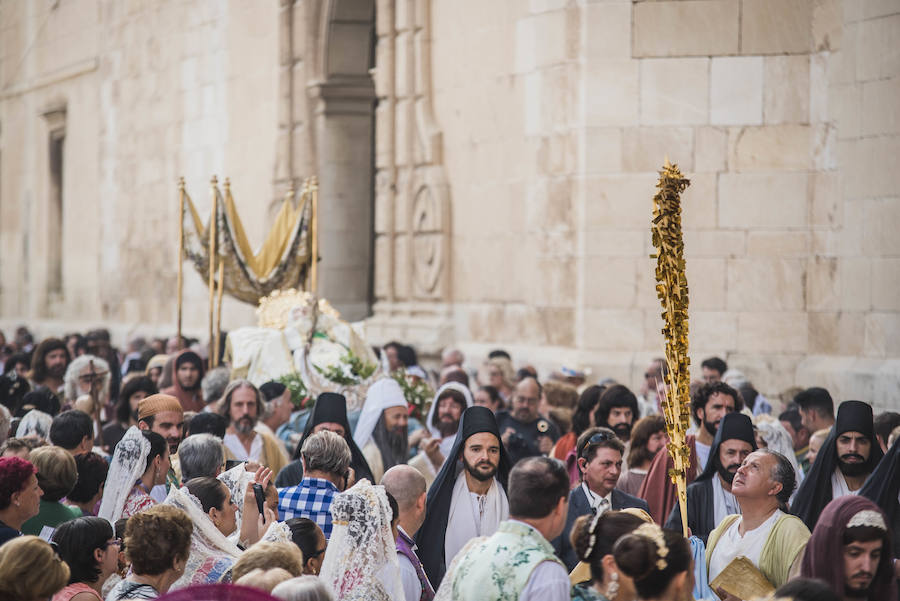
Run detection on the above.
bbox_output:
[214,179,229,368]
[176,177,185,349]
[208,176,218,368]
[310,176,319,295]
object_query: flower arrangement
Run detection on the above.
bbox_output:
[277,371,313,410]
[391,368,433,423]
[313,348,377,386]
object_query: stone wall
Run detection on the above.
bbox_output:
[0,0,280,338]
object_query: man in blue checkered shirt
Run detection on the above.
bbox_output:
[277,429,351,539]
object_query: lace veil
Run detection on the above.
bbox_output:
[215,462,292,544]
[98,426,150,525]
[319,479,403,601]
[163,484,243,588]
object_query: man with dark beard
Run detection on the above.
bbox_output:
[27,337,70,400]
[219,379,289,475]
[665,412,755,543]
[409,383,473,485]
[801,495,896,601]
[416,406,511,588]
[593,384,638,442]
[353,377,410,482]
[793,400,884,531]
[690,381,741,470]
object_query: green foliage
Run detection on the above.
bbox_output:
[276,371,312,410]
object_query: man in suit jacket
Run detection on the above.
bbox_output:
[552,426,649,571]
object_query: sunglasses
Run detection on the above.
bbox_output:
[580,431,613,458]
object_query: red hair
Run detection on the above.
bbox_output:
[0,457,36,510]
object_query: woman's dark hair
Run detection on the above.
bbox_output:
[115,376,158,425]
[184,476,228,513]
[614,527,691,599]
[571,385,604,436]
[385,491,399,526]
[141,430,167,473]
[397,345,418,368]
[571,511,645,584]
[67,452,109,503]
[477,385,502,407]
[52,517,113,584]
[2,353,31,376]
[285,517,322,566]
[627,415,667,468]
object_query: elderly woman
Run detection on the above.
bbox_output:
[98,428,169,524]
[178,433,226,482]
[272,576,335,601]
[0,535,70,601]
[51,517,120,601]
[0,456,42,546]
[22,445,79,535]
[105,505,193,601]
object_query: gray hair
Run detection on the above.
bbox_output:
[272,575,334,601]
[202,366,231,404]
[381,465,426,511]
[64,354,110,403]
[761,449,796,507]
[301,430,351,477]
[179,433,226,481]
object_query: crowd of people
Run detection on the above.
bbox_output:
[0,327,898,601]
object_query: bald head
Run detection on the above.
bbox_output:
[381,465,426,510]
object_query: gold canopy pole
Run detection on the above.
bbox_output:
[309,176,319,294]
[208,175,218,368]
[214,179,230,368]
[176,177,185,349]
[650,159,692,538]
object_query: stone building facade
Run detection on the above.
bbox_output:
[1,0,898,408]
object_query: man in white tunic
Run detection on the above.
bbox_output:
[706,449,810,592]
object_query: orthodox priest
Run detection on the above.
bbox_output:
[416,405,512,588]
[793,400,883,530]
[275,392,374,488]
[860,435,900,559]
[665,412,755,543]
[354,378,410,482]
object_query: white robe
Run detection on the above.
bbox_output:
[443,472,508,569]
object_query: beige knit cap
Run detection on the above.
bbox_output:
[138,394,184,420]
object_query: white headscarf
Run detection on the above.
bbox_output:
[15,410,52,440]
[424,382,474,457]
[98,426,150,525]
[353,378,408,451]
[319,480,403,601]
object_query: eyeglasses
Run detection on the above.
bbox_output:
[103,538,123,549]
